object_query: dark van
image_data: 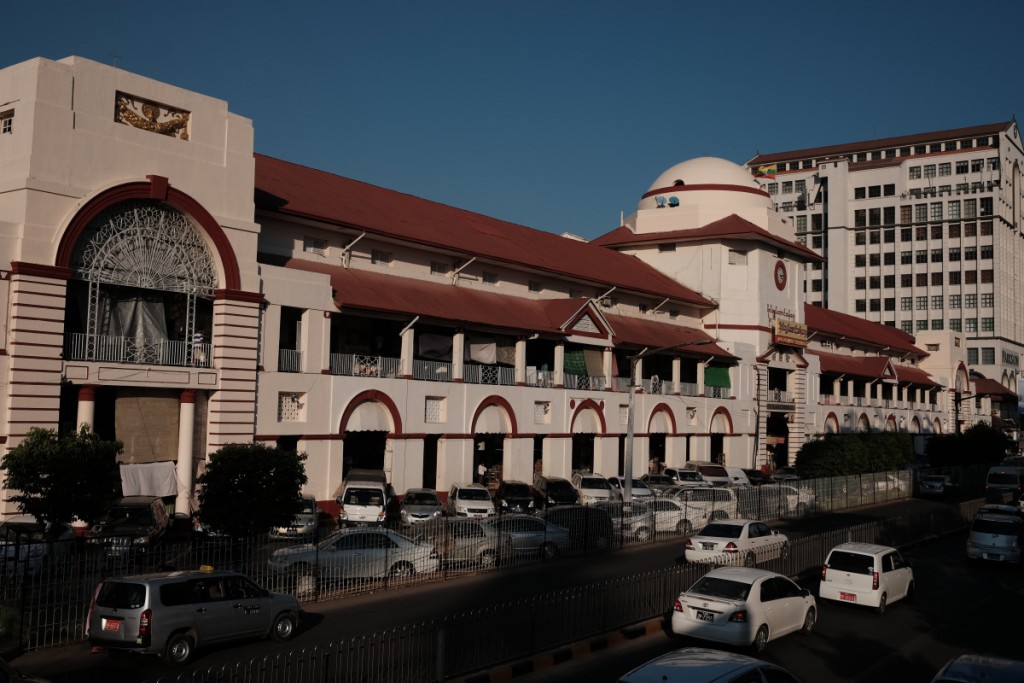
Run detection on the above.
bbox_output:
[538,505,613,555]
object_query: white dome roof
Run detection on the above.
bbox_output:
[645,157,758,193]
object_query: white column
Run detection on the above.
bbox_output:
[76,385,97,431]
[671,357,681,395]
[400,326,415,378]
[697,362,706,395]
[175,390,197,516]
[452,330,465,382]
[515,338,527,385]
[603,347,614,390]
[554,342,565,388]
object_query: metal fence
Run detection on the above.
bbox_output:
[141,497,982,683]
[0,470,915,658]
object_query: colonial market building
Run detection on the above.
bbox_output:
[0,56,1003,516]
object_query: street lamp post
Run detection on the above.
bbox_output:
[623,339,714,503]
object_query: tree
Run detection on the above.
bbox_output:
[795,432,913,478]
[197,442,308,537]
[0,426,123,536]
[926,422,1010,466]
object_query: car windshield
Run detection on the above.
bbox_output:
[549,481,576,495]
[405,492,439,505]
[502,484,531,497]
[688,576,751,601]
[646,476,672,485]
[99,506,153,526]
[827,550,874,574]
[697,523,743,539]
[972,518,1021,535]
[299,499,317,514]
[629,479,648,488]
[459,488,491,501]
[698,465,729,477]
[923,476,947,484]
[580,478,611,490]
[344,488,383,506]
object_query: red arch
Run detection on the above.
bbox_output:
[55,177,241,290]
[339,390,403,434]
[470,395,519,434]
[570,399,607,434]
[709,407,733,433]
[647,402,677,433]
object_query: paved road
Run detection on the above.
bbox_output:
[510,529,1024,682]
[8,496,967,682]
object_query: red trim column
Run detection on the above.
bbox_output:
[175,390,197,516]
[76,385,98,432]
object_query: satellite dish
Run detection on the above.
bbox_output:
[668,197,680,207]
[655,196,667,208]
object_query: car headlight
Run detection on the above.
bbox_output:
[133,536,149,545]
[431,510,442,518]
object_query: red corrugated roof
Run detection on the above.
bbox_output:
[591,215,822,262]
[805,349,894,380]
[804,304,924,356]
[893,365,941,388]
[973,377,1017,398]
[254,155,714,309]
[603,313,737,361]
[748,122,1009,165]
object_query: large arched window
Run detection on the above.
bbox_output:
[65,200,217,366]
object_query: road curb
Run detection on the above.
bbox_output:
[455,618,664,683]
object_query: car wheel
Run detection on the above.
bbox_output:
[635,527,652,543]
[540,542,557,561]
[875,593,887,615]
[389,561,415,578]
[478,549,497,568]
[751,625,770,654]
[744,551,756,567]
[163,632,194,666]
[271,612,297,641]
[675,520,693,536]
[801,607,816,634]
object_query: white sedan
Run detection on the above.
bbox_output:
[646,497,700,536]
[684,519,789,566]
[670,567,816,653]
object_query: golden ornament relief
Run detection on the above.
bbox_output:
[115,92,190,140]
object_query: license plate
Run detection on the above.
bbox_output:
[695,609,714,622]
[839,592,856,602]
[701,542,715,550]
[103,618,122,632]
[984,553,1002,561]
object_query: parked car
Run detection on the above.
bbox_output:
[742,468,770,486]
[754,484,816,518]
[87,496,170,560]
[666,485,738,524]
[595,500,654,543]
[398,488,444,528]
[985,465,1024,503]
[336,470,396,527]
[447,483,496,518]
[966,506,1023,564]
[482,514,569,561]
[918,474,956,497]
[269,496,319,540]
[608,476,654,500]
[533,476,580,509]
[819,542,914,614]
[87,567,300,666]
[723,467,751,488]
[670,566,815,653]
[640,473,676,495]
[537,505,613,554]
[682,461,732,487]
[0,655,51,682]
[493,480,536,515]
[571,472,617,505]
[931,654,1024,683]
[645,497,699,536]
[684,519,789,566]
[770,466,800,482]
[420,518,502,568]
[0,515,75,579]
[663,467,707,488]
[267,527,438,579]
[618,647,805,683]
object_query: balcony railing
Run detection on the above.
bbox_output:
[641,377,671,395]
[820,394,839,405]
[707,386,731,399]
[679,381,698,397]
[63,333,211,368]
[331,353,401,378]
[564,374,607,391]
[464,364,515,386]
[279,349,302,373]
[411,358,452,382]
[767,389,792,403]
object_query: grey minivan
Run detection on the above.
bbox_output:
[87,567,300,665]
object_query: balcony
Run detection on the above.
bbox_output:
[279,349,302,373]
[331,353,401,378]
[564,374,608,391]
[464,364,515,386]
[63,333,211,368]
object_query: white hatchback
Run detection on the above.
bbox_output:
[819,542,914,613]
[670,567,816,654]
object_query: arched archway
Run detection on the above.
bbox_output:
[471,396,516,484]
[571,400,604,474]
[647,404,675,472]
[340,391,402,478]
[824,413,840,434]
[885,415,897,432]
[857,414,870,432]
[709,407,732,465]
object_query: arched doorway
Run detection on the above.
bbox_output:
[571,405,602,474]
[473,402,511,487]
[766,413,790,469]
[709,409,732,465]
[342,399,394,479]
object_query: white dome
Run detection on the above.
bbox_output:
[645,157,759,193]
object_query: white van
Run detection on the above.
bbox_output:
[336,469,395,527]
[682,461,732,487]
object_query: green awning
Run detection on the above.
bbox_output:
[704,365,731,388]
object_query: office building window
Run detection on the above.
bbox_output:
[964,222,977,238]
[981,293,994,307]
[965,293,977,308]
[950,294,961,308]
[782,181,793,193]
[949,247,960,261]
[930,248,943,263]
[430,260,449,275]
[855,255,866,268]
[950,319,962,331]
[916,320,928,331]
[956,160,968,174]
[869,254,880,267]
[981,318,994,332]
[916,273,928,287]
[923,165,936,178]
[980,198,993,216]
[930,203,943,221]
[869,299,881,312]
[869,209,881,227]
[931,295,943,309]
[915,296,927,310]
[931,319,944,330]
[855,232,866,245]
[812,235,823,249]
[795,180,806,193]
[796,215,807,231]
[482,271,498,284]
[900,321,913,333]
[767,183,778,194]
[528,280,542,292]
[855,277,866,290]
[884,252,895,266]
[931,225,943,240]
[981,347,995,364]
[964,246,977,260]
[915,249,927,264]
[884,297,895,311]
[900,207,912,224]
[967,348,978,364]
[901,274,913,287]
[965,270,977,285]
[901,297,912,310]
[948,202,960,220]
[854,210,866,227]
[855,299,866,312]
[939,162,951,176]
[964,199,977,218]
[981,221,993,236]
[915,205,928,222]
[811,279,823,292]
[949,271,961,285]
[371,249,392,265]
[965,318,977,333]
[900,251,912,265]
[987,157,1000,171]
[909,166,921,179]
[981,269,993,283]
[980,245,993,259]
[931,272,943,286]
[868,186,881,198]
[915,226,927,240]
[883,207,895,225]
[971,159,984,172]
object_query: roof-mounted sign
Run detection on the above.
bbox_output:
[773,319,807,348]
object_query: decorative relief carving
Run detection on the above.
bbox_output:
[115,92,190,140]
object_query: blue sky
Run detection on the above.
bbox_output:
[5,1,1023,240]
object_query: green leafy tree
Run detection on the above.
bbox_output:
[0,426,122,536]
[795,432,913,478]
[927,422,1011,466]
[197,442,308,537]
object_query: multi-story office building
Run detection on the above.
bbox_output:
[747,122,1024,393]
[0,56,1000,515]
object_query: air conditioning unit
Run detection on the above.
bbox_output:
[599,297,613,308]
